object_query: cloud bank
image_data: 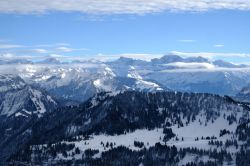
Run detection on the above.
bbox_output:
[165,62,215,69]
[0,0,250,14]
[170,51,250,59]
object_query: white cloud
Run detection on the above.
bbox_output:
[1,0,250,15]
[214,44,224,48]
[56,47,73,52]
[34,43,70,48]
[178,39,196,43]
[161,67,250,73]
[164,62,215,69]
[0,44,24,49]
[33,48,48,53]
[49,54,65,58]
[0,42,88,56]
[56,46,88,53]
[0,42,70,50]
[0,53,46,60]
[0,53,15,59]
[170,51,250,59]
[12,48,48,54]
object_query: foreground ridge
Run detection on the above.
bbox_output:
[0,91,249,165]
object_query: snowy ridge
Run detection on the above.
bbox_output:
[3,91,249,165]
[3,64,165,102]
[1,54,250,98]
[0,75,58,117]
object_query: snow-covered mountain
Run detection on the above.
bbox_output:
[213,60,247,68]
[151,54,210,64]
[108,55,250,96]
[0,74,59,154]
[12,64,166,102]
[0,61,249,164]
[1,91,250,165]
[37,57,62,64]
[0,74,58,118]
[0,54,250,100]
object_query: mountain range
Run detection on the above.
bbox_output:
[1,54,250,165]
[1,54,250,98]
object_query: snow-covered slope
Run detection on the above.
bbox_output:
[1,54,250,100]
[11,64,166,102]
[147,70,250,95]
[3,91,249,165]
[0,74,59,153]
[108,55,250,96]
[0,74,58,117]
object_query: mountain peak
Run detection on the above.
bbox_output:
[117,56,138,63]
[38,57,61,64]
[151,54,211,64]
[185,56,210,63]
[213,59,248,68]
[160,54,183,63]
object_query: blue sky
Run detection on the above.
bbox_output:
[0,0,250,62]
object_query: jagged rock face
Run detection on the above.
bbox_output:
[0,74,58,118]
[0,74,58,152]
[0,74,26,94]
